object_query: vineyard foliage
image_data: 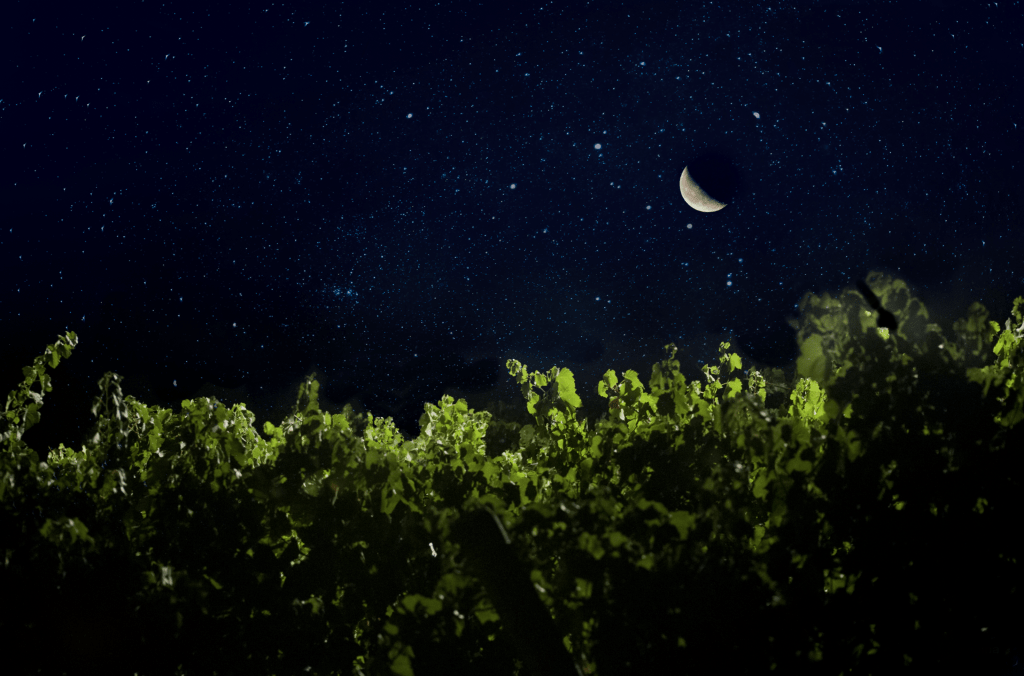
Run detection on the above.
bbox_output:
[2,273,1023,675]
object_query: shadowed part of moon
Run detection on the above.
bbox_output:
[679,166,727,212]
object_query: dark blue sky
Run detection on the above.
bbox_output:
[4,0,1022,444]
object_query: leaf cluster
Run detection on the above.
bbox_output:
[2,274,1022,675]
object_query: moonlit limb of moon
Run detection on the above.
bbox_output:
[679,166,727,212]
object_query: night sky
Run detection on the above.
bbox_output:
[4,0,1022,449]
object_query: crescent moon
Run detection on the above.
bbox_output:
[679,166,727,212]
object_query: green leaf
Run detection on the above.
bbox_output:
[796,333,827,383]
[784,451,814,474]
[390,653,414,676]
[751,469,770,499]
[729,352,742,371]
[39,516,96,549]
[578,531,606,559]
[669,511,697,540]
[555,368,583,408]
[725,378,742,399]
[401,593,444,616]
[474,603,501,624]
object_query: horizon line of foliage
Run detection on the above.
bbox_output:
[2,272,1022,675]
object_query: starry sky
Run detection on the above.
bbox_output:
[4,0,1022,448]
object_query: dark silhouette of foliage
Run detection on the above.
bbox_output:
[2,274,1021,675]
